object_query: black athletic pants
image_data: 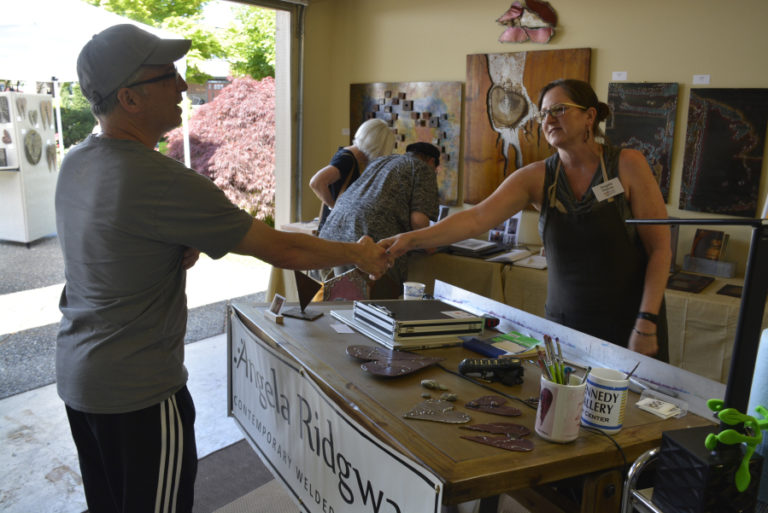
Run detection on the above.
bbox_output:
[65,386,198,513]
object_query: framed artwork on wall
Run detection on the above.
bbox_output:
[463,48,591,204]
[350,81,463,205]
[679,88,768,217]
[605,82,678,202]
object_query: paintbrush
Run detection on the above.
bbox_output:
[581,366,592,385]
[625,361,640,380]
[555,337,565,384]
[537,348,553,382]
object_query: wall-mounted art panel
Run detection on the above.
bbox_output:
[606,82,679,202]
[40,100,53,129]
[463,48,590,204]
[679,88,768,217]
[0,96,9,123]
[350,82,463,205]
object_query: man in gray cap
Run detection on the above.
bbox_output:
[318,142,440,298]
[56,24,387,512]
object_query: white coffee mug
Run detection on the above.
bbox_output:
[535,374,586,443]
[403,281,426,300]
[581,368,629,434]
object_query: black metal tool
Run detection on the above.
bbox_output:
[458,357,524,386]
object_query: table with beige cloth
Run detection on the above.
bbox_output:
[407,252,768,383]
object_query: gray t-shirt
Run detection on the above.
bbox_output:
[55,135,253,414]
[318,153,439,283]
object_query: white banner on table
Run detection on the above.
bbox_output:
[229,313,442,513]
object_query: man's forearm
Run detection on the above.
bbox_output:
[231,219,386,278]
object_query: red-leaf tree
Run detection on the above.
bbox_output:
[166,76,275,222]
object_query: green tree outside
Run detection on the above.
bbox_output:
[84,0,206,25]
[226,6,276,80]
[52,0,276,150]
[73,1,278,219]
[84,0,276,83]
[59,83,96,148]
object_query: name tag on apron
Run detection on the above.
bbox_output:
[592,177,624,202]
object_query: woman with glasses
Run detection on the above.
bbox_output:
[381,79,670,360]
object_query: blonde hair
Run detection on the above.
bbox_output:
[353,118,395,159]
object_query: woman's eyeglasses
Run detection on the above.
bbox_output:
[125,68,180,89]
[537,102,586,122]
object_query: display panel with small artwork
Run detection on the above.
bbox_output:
[679,88,768,217]
[605,82,678,201]
[350,82,463,205]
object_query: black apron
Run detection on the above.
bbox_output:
[540,147,669,361]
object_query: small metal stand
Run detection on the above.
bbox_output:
[281,270,323,320]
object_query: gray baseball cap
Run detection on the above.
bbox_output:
[77,24,191,105]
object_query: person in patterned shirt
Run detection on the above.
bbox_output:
[319,142,440,298]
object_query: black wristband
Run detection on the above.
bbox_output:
[637,311,659,324]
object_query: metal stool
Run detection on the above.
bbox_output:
[620,448,666,513]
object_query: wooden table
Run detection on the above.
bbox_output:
[409,252,768,383]
[229,300,713,510]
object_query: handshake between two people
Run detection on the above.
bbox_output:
[353,233,414,281]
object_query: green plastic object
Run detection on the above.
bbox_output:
[705,399,768,492]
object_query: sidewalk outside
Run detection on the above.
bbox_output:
[0,235,271,512]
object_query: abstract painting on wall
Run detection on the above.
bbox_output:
[605,82,678,201]
[463,48,590,204]
[679,88,768,217]
[350,82,463,205]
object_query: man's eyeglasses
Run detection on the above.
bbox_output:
[125,68,180,89]
[537,102,586,122]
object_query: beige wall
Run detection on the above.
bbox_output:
[299,0,768,275]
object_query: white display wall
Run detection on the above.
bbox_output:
[0,91,58,243]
